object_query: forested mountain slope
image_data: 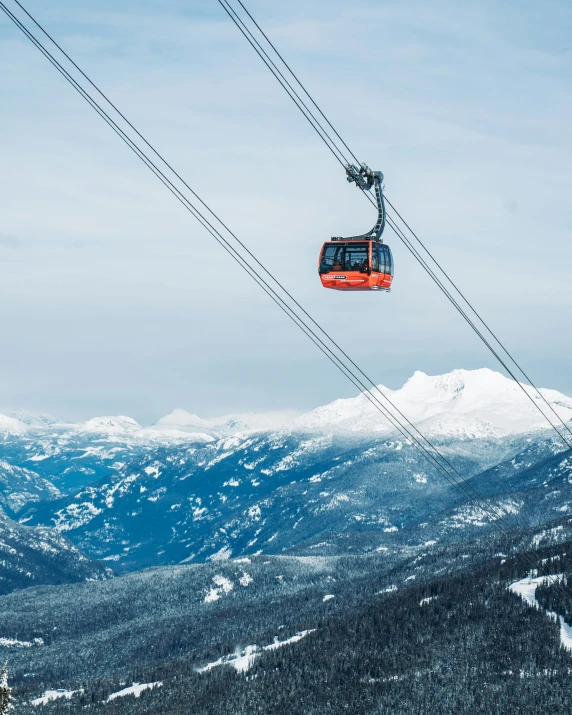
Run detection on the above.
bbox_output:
[5,516,572,714]
[0,511,112,595]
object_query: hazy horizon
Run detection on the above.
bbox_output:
[2,365,572,425]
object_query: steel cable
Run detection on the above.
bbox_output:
[217,0,349,168]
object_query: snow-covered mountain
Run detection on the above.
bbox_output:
[7,410,59,428]
[3,368,572,572]
[0,414,28,437]
[75,415,216,444]
[16,430,570,572]
[295,368,572,438]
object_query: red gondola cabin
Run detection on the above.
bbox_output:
[319,240,393,291]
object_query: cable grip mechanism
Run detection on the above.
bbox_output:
[345,162,383,192]
[331,163,386,242]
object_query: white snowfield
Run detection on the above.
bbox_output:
[0,636,44,648]
[509,574,572,651]
[31,689,82,706]
[2,369,571,442]
[107,681,162,701]
[196,630,316,674]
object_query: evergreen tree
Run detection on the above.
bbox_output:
[0,663,12,714]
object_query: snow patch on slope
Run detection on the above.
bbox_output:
[0,637,43,648]
[31,689,81,706]
[204,574,234,602]
[196,630,316,673]
[107,682,162,701]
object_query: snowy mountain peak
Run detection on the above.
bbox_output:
[78,416,142,434]
[154,410,208,431]
[402,368,506,396]
[296,368,572,438]
[75,415,214,444]
[7,410,59,428]
[0,414,28,435]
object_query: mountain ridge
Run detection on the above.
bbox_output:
[2,368,571,442]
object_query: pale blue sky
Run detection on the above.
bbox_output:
[0,0,571,422]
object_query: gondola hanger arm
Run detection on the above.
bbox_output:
[331,163,386,242]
